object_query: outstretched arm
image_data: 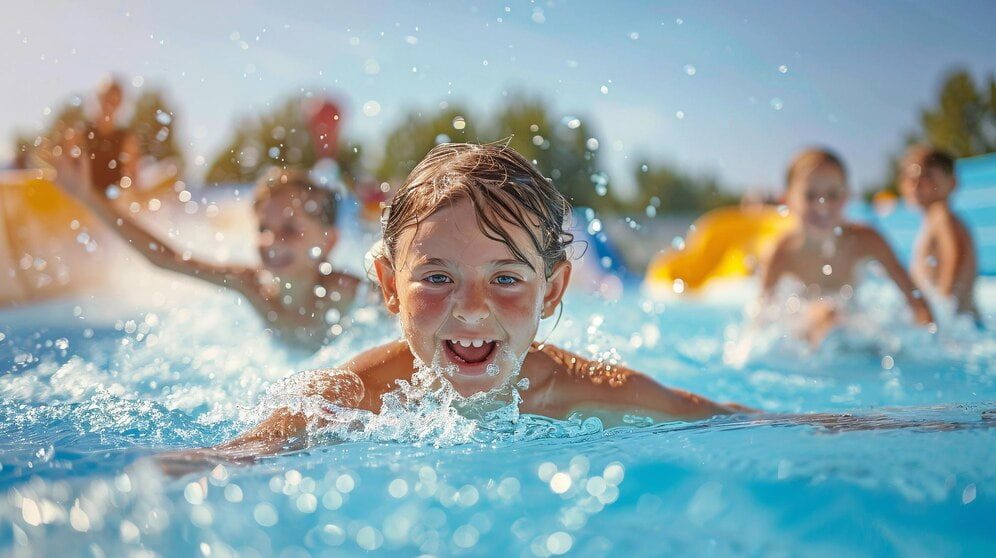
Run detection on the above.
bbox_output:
[155,369,366,476]
[36,142,252,292]
[863,228,934,325]
[534,344,746,424]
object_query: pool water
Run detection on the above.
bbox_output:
[1,193,995,556]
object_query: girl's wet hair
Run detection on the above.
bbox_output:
[253,167,338,227]
[378,142,573,276]
[785,148,847,189]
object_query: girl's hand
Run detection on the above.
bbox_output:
[34,138,96,201]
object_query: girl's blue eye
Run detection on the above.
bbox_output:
[494,275,519,285]
[424,274,451,284]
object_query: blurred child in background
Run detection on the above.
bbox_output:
[899,145,980,324]
[758,148,933,345]
[41,144,363,351]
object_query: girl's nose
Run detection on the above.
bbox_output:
[453,284,490,324]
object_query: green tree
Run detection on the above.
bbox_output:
[634,160,737,214]
[206,95,364,187]
[921,69,996,157]
[129,89,184,169]
[870,69,996,199]
[375,104,479,182]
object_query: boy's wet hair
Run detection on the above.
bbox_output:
[903,144,955,176]
[253,167,338,227]
[785,148,847,189]
[379,142,573,276]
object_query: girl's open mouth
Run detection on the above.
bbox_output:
[442,338,499,375]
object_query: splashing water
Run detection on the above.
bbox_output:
[2,192,995,556]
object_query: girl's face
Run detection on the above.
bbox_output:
[786,163,848,236]
[375,198,571,397]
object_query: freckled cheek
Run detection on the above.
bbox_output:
[401,286,450,330]
[491,289,541,322]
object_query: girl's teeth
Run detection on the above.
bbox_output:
[449,339,495,347]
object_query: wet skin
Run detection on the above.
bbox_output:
[760,163,933,343]
[900,159,978,317]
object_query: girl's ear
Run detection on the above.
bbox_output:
[541,261,572,318]
[373,257,400,314]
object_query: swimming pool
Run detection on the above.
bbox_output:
[1,196,994,556]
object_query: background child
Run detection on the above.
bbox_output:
[899,145,979,322]
[41,145,362,351]
[759,148,933,345]
[156,142,739,471]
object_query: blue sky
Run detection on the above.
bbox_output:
[2,0,994,198]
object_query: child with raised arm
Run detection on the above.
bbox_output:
[156,143,738,470]
[758,148,933,345]
[899,145,980,323]
[41,145,362,351]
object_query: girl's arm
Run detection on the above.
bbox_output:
[37,142,255,294]
[534,345,744,423]
[156,369,366,476]
[860,226,934,325]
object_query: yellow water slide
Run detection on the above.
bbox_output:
[0,167,177,307]
[644,206,794,293]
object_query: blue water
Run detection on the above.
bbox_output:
[2,179,995,556]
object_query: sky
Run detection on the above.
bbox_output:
[2,0,994,198]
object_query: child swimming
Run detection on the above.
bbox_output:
[899,145,980,322]
[40,144,363,351]
[156,143,739,470]
[758,148,933,345]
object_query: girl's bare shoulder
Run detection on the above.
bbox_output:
[344,339,415,382]
[525,344,632,390]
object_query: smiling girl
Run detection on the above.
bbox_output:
[158,143,737,467]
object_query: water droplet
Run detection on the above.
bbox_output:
[822,264,833,276]
[600,85,609,94]
[684,64,697,76]
[325,308,341,324]
[452,116,467,130]
[362,101,381,117]
[585,138,599,151]
[549,472,572,494]
[672,278,685,294]
[770,97,784,111]
[778,64,789,74]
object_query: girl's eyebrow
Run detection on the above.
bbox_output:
[411,257,531,268]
